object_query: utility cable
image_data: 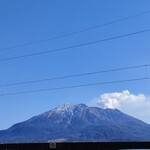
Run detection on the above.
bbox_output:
[0,28,150,62]
[0,10,150,51]
[0,77,149,96]
[0,64,149,87]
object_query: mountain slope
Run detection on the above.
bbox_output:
[0,103,150,143]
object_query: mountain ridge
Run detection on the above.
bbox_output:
[0,103,150,143]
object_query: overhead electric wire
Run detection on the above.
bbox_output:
[0,64,149,88]
[0,77,149,96]
[0,28,150,62]
[0,10,150,51]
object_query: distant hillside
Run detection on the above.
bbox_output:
[0,103,150,143]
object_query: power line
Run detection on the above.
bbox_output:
[0,77,149,96]
[1,28,150,62]
[0,10,150,52]
[0,64,149,87]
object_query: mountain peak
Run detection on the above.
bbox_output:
[1,103,150,143]
[52,103,88,113]
[76,103,87,107]
[53,102,73,113]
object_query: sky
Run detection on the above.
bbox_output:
[0,0,150,130]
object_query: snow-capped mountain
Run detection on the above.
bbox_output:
[0,103,150,143]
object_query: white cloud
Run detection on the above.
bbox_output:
[88,90,150,124]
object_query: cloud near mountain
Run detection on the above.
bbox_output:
[89,90,150,124]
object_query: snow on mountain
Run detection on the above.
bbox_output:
[53,103,74,113]
[0,103,150,143]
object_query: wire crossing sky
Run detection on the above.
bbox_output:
[0,0,150,130]
[0,63,149,87]
[0,9,150,51]
[0,28,150,62]
[0,77,149,97]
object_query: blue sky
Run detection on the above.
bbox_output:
[0,0,150,130]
